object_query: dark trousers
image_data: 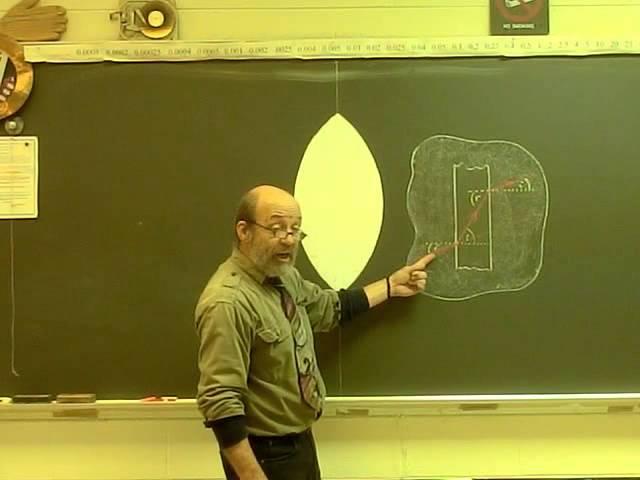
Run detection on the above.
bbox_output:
[221,428,321,480]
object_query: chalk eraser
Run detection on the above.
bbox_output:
[12,394,54,404]
[56,393,97,404]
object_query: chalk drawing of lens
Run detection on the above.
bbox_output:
[406,135,549,300]
[295,113,383,289]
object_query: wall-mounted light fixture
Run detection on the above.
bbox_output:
[110,0,178,40]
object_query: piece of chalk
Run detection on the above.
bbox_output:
[141,395,178,402]
[56,393,96,404]
[12,394,54,404]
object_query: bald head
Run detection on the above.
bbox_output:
[251,185,299,221]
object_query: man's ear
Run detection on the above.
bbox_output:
[236,221,250,243]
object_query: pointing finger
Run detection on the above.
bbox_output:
[410,253,436,270]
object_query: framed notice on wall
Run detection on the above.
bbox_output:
[490,0,549,35]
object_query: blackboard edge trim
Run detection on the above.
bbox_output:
[2,394,640,420]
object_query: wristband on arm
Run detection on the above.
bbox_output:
[205,415,248,449]
[338,288,369,323]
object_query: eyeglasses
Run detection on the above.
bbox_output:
[247,220,307,241]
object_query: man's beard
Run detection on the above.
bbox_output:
[248,241,298,277]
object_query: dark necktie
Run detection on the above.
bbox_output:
[265,277,322,412]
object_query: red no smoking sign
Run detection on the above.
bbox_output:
[490,0,549,35]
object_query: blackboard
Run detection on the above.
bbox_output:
[1,57,639,398]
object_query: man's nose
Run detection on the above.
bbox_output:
[279,233,297,245]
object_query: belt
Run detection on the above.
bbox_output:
[248,428,311,448]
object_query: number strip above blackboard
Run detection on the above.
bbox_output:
[23,36,640,63]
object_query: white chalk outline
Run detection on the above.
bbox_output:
[406,134,549,301]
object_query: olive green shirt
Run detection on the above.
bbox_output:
[195,250,341,436]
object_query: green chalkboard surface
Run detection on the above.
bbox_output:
[1,57,639,398]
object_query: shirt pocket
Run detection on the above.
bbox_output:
[255,326,284,344]
[253,323,294,383]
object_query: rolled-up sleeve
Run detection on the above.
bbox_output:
[195,300,254,424]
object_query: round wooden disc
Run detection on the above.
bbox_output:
[0,34,34,120]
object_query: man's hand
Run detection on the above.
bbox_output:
[0,0,67,41]
[389,253,436,297]
[223,438,268,480]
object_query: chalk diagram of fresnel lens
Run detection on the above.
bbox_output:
[294,115,549,301]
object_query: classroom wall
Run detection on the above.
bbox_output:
[3,0,640,41]
[1,407,640,480]
[1,1,639,479]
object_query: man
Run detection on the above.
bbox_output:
[195,185,435,480]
